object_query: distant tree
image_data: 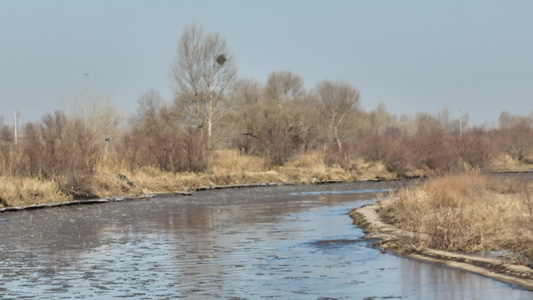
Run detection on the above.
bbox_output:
[70,95,122,155]
[315,80,360,152]
[497,111,533,161]
[265,71,304,109]
[225,76,315,164]
[170,23,237,148]
[414,113,442,137]
[0,115,12,143]
[133,89,165,135]
[434,109,469,136]
[231,78,264,106]
[369,101,397,135]
[132,89,180,136]
[221,79,264,151]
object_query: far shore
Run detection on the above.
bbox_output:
[0,179,359,214]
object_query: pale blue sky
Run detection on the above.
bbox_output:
[1,1,532,126]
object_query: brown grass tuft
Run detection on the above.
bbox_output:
[382,174,533,257]
[211,150,267,173]
[0,177,69,207]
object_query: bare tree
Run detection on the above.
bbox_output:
[171,23,237,148]
[0,115,13,143]
[315,80,360,152]
[231,78,263,107]
[497,111,533,161]
[216,79,264,150]
[70,94,122,152]
[369,101,397,135]
[132,89,171,136]
[265,71,304,109]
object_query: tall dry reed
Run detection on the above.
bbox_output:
[381,174,530,255]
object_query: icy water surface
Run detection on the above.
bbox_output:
[0,181,532,299]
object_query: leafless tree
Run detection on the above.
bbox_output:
[132,89,173,136]
[171,23,237,148]
[231,78,264,107]
[315,80,360,152]
[369,101,397,135]
[497,111,533,161]
[70,94,122,152]
[0,116,12,143]
[265,71,304,109]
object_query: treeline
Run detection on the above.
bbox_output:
[129,75,533,176]
[1,78,533,199]
[1,23,532,200]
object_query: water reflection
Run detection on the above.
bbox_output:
[0,181,532,299]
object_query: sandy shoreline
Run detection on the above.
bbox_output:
[349,201,533,291]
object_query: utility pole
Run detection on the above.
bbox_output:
[84,73,89,101]
[14,110,18,146]
[459,110,463,138]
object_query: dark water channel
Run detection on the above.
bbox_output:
[1,181,532,299]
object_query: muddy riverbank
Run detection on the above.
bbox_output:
[349,201,533,291]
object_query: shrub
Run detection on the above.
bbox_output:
[17,112,102,198]
[249,123,303,166]
[406,133,459,173]
[353,135,411,176]
[455,135,494,170]
[495,125,533,162]
[117,132,207,173]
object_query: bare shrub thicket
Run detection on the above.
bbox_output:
[224,88,530,175]
[227,72,317,166]
[0,117,15,175]
[241,103,310,167]
[349,113,497,177]
[15,111,103,198]
[354,134,412,176]
[495,115,533,163]
[116,131,207,173]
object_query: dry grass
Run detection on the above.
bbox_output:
[0,149,395,207]
[210,150,268,173]
[380,174,533,262]
[489,153,533,172]
[207,150,285,185]
[285,151,324,168]
[0,176,69,207]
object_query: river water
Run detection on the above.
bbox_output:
[0,181,532,299]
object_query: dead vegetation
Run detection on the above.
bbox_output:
[377,174,533,265]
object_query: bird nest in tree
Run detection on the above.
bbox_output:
[216,54,227,65]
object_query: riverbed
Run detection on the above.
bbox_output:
[1,181,532,299]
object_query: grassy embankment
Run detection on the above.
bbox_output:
[375,174,533,264]
[0,149,393,208]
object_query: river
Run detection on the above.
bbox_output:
[0,181,532,299]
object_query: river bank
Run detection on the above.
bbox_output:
[349,183,533,291]
[0,150,401,209]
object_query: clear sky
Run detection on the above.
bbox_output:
[1,1,532,126]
